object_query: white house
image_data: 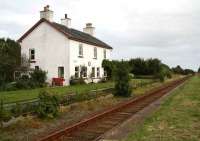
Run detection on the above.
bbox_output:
[18,5,113,86]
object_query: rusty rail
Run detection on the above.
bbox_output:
[38,76,190,141]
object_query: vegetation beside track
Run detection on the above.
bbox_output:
[125,76,200,141]
[0,76,182,141]
[0,78,158,104]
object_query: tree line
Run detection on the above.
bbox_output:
[0,38,21,85]
[102,58,195,81]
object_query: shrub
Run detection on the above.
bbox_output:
[10,103,23,117]
[3,82,18,91]
[37,90,60,118]
[157,72,165,82]
[70,77,86,85]
[114,61,132,97]
[16,79,31,89]
[30,69,47,87]
[0,100,11,128]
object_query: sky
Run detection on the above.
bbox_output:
[0,0,199,70]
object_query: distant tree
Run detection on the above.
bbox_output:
[0,38,21,85]
[146,58,162,75]
[114,61,132,97]
[172,65,184,74]
[183,69,195,75]
[198,67,200,73]
[129,58,147,75]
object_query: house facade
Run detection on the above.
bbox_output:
[18,5,113,85]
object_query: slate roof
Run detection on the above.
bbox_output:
[18,18,113,49]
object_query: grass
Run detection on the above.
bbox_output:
[0,82,114,104]
[0,76,183,141]
[0,78,155,104]
[125,76,200,141]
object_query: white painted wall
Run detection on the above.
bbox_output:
[20,22,70,85]
[20,22,112,85]
[69,40,111,83]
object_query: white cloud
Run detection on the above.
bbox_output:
[0,0,199,70]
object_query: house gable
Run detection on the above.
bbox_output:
[18,18,112,49]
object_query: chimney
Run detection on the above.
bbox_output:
[40,5,54,22]
[61,14,71,28]
[83,23,95,36]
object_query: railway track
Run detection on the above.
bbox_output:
[38,77,189,141]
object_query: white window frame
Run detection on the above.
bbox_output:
[104,68,107,77]
[75,66,79,78]
[29,49,35,61]
[97,67,100,78]
[94,47,97,59]
[91,67,95,78]
[58,66,64,78]
[103,49,106,59]
[81,66,87,78]
[79,44,83,57]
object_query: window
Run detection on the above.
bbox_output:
[92,67,95,78]
[29,49,35,60]
[104,68,107,77]
[79,44,83,57]
[58,67,64,78]
[35,66,39,70]
[103,49,106,59]
[75,66,79,78]
[94,47,97,59]
[97,67,100,78]
[81,66,87,78]
[83,67,87,78]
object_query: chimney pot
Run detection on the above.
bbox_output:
[40,5,54,22]
[86,23,92,27]
[61,14,71,28]
[65,14,68,18]
[83,23,95,36]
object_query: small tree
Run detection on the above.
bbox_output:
[37,91,60,118]
[114,61,132,97]
[198,67,200,73]
[30,69,47,87]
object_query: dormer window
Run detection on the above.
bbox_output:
[29,49,35,61]
[103,49,106,59]
[79,44,83,57]
[94,47,97,59]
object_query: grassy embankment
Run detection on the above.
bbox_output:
[125,76,200,141]
[0,78,157,104]
[0,76,183,141]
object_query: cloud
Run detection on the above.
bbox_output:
[0,0,199,70]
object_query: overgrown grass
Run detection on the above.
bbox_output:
[125,76,200,141]
[0,82,114,104]
[0,78,159,104]
[0,75,181,104]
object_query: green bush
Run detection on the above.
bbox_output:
[37,90,60,118]
[10,103,23,117]
[0,100,11,128]
[30,69,47,87]
[114,62,132,97]
[70,77,86,85]
[15,70,47,90]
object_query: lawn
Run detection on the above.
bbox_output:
[0,76,181,105]
[0,79,152,104]
[0,82,114,104]
[125,76,200,141]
